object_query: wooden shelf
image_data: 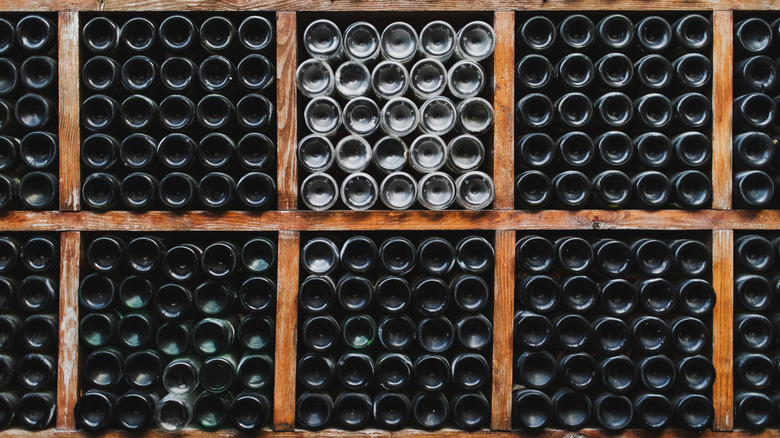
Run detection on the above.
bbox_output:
[0,5,774,436]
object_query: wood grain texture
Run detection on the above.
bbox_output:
[0,428,754,437]
[276,12,298,211]
[712,229,734,431]
[491,230,514,430]
[58,12,80,211]
[56,231,79,430]
[712,11,733,211]
[7,209,780,231]
[274,231,299,431]
[4,0,779,11]
[492,12,514,210]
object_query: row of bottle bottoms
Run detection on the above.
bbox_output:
[0,93,56,131]
[83,54,275,95]
[82,93,273,133]
[303,95,493,139]
[0,16,56,55]
[516,91,711,131]
[303,20,494,65]
[82,236,276,277]
[299,274,489,315]
[0,56,57,95]
[301,314,491,352]
[515,236,710,278]
[75,389,272,432]
[82,171,275,210]
[516,53,711,92]
[516,169,710,209]
[0,314,57,351]
[300,235,494,276]
[512,389,714,431]
[514,312,711,354]
[81,15,274,55]
[0,392,55,430]
[0,235,58,273]
[734,18,780,54]
[297,57,488,102]
[517,14,711,53]
[80,132,274,172]
[516,131,710,171]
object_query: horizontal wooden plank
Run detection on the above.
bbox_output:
[5,0,780,10]
[0,428,768,437]
[3,209,780,231]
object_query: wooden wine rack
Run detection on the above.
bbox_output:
[0,0,776,435]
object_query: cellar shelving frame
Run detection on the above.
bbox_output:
[0,1,772,435]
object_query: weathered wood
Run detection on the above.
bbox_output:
[273,231,299,431]
[276,12,298,211]
[58,12,80,211]
[56,231,79,430]
[492,12,514,210]
[2,0,778,11]
[6,209,780,231]
[712,229,734,431]
[491,230,514,430]
[712,11,733,211]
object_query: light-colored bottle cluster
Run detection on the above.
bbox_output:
[297,19,496,211]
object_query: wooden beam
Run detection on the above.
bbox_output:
[492,11,514,210]
[712,229,734,431]
[491,230,514,430]
[56,231,79,430]
[711,11,733,211]
[273,231,299,431]
[276,12,298,211]
[58,12,80,211]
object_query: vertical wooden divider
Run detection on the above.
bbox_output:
[274,230,300,431]
[712,10,733,211]
[58,12,80,211]
[493,11,515,211]
[277,12,298,211]
[491,230,514,430]
[57,231,80,430]
[712,228,734,431]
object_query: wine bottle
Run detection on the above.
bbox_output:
[592,238,632,277]
[377,315,415,352]
[674,14,711,49]
[514,350,556,389]
[560,275,598,313]
[237,354,273,390]
[734,93,776,130]
[637,278,676,316]
[412,392,448,429]
[451,392,489,430]
[597,14,634,49]
[558,14,595,49]
[551,389,590,430]
[552,170,591,208]
[75,389,116,432]
[83,17,118,53]
[599,279,637,317]
[238,54,275,91]
[734,170,774,208]
[301,237,339,275]
[735,353,774,390]
[634,93,673,129]
[452,274,490,312]
[231,392,271,431]
[16,353,55,390]
[159,172,197,209]
[158,94,195,131]
[516,133,555,170]
[21,235,56,272]
[418,317,455,353]
[514,311,553,350]
[82,172,120,210]
[120,173,158,210]
[736,234,775,271]
[677,278,716,316]
[160,57,197,92]
[200,354,237,393]
[374,392,410,430]
[20,56,56,91]
[79,312,117,349]
[516,235,554,274]
[333,392,372,430]
[516,54,553,90]
[600,355,638,393]
[734,18,773,53]
[375,353,412,390]
[116,390,156,431]
[341,314,376,349]
[676,354,716,392]
[238,15,273,51]
[192,318,234,356]
[735,274,773,311]
[631,315,669,353]
[124,349,163,389]
[120,133,156,170]
[735,313,773,351]
[18,392,55,430]
[82,94,118,132]
[196,94,235,130]
[159,15,197,52]
[595,131,633,168]
[638,355,676,392]
[517,275,559,314]
[302,315,339,352]
[78,273,116,311]
[554,236,593,274]
[518,16,556,51]
[673,53,713,89]
[154,392,196,432]
[671,170,712,208]
[595,53,634,89]
[298,353,334,391]
[556,53,594,89]
[162,357,201,395]
[554,313,590,351]
[296,393,333,430]
[18,275,56,312]
[594,393,633,431]
[121,55,157,92]
[557,131,594,168]
[336,352,374,390]
[378,237,416,275]
[673,394,714,432]
[735,392,772,429]
[298,275,335,314]
[515,171,553,208]
[452,353,489,390]
[193,280,234,316]
[83,348,123,388]
[635,16,672,52]
[374,277,411,314]
[237,315,273,351]
[156,321,190,356]
[81,134,119,170]
[635,54,673,90]
[16,15,56,54]
[555,92,593,128]
[673,92,712,128]
[634,393,672,431]
[126,236,164,274]
[120,17,156,52]
[558,352,598,390]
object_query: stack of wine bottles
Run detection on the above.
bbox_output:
[732,233,780,429]
[79,14,277,211]
[515,13,714,209]
[296,232,494,430]
[0,234,59,430]
[74,233,277,431]
[0,15,59,211]
[732,17,780,208]
[513,233,716,431]
[296,17,496,211]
